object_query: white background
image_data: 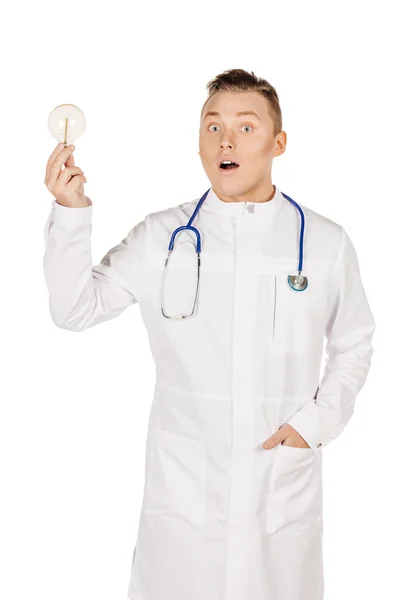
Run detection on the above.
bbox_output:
[0,1,398,599]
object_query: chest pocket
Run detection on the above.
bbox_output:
[272,271,331,353]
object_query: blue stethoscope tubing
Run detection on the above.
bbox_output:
[166,187,308,294]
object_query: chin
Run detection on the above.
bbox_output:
[213,179,248,197]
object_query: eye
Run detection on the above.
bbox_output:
[207,123,253,133]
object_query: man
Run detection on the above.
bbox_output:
[43,68,376,600]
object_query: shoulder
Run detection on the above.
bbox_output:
[294,201,346,261]
[300,202,343,237]
[143,197,198,227]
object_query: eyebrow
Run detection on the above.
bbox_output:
[203,110,261,122]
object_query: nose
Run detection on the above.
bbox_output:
[219,128,235,148]
[219,128,236,151]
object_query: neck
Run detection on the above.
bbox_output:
[213,181,276,204]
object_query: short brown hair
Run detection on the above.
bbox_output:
[201,68,282,137]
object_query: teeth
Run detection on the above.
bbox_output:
[221,160,233,164]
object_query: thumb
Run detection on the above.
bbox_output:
[65,153,75,167]
[263,426,287,450]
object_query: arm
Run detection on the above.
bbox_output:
[285,226,376,453]
[43,197,148,331]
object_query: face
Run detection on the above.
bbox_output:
[198,91,286,202]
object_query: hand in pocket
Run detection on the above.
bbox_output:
[263,423,310,450]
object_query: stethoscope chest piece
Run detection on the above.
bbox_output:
[288,274,308,291]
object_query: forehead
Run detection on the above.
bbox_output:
[201,91,269,121]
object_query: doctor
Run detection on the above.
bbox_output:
[43,68,376,600]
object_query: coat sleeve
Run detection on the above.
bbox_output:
[284,226,376,453]
[43,197,149,331]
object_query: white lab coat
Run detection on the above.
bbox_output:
[43,185,375,600]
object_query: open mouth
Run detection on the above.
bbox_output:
[219,160,240,170]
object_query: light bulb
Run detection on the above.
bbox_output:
[47,104,86,145]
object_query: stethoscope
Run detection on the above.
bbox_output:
[161,187,308,320]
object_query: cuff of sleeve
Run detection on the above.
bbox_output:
[285,399,324,455]
[52,196,93,222]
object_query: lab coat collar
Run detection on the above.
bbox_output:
[204,184,285,217]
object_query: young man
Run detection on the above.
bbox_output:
[43,69,376,600]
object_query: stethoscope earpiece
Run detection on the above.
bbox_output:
[288,274,308,291]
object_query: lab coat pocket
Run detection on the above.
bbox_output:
[265,443,322,534]
[272,272,331,352]
[143,427,206,529]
